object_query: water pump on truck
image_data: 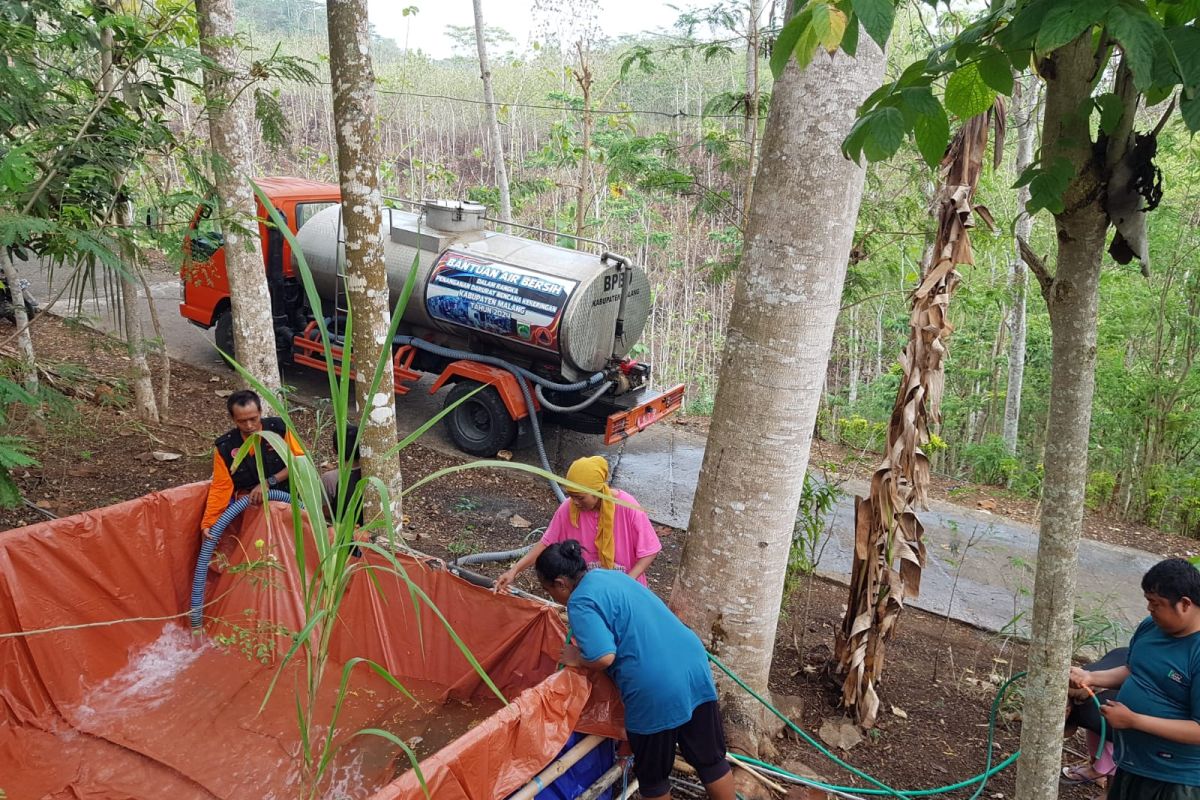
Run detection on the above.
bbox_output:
[178,176,684,457]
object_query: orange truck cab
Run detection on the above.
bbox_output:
[180,177,340,359]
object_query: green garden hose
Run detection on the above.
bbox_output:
[706,652,1108,800]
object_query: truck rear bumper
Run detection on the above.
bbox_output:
[603,384,685,445]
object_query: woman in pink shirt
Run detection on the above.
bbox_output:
[493,456,662,593]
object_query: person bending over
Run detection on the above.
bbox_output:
[494,455,661,593]
[535,540,735,800]
[1070,558,1200,800]
[200,389,305,540]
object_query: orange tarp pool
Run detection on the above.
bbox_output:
[0,483,623,799]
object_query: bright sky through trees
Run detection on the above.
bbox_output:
[366,0,686,58]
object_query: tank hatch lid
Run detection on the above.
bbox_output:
[388,207,452,252]
[422,199,487,233]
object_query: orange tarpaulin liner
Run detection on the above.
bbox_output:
[0,483,623,800]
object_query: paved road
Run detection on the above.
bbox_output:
[24,261,1158,639]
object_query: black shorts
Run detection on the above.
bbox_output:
[627,700,731,797]
[1110,769,1200,800]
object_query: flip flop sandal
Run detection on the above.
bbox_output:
[1061,765,1105,785]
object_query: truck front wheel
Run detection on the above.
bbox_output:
[444,381,517,457]
[214,308,235,363]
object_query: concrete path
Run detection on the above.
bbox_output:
[24,261,1159,639]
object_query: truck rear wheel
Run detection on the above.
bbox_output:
[214,309,235,364]
[444,380,517,457]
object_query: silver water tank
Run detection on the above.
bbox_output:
[292,201,651,378]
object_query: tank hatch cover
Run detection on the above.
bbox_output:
[422,200,487,233]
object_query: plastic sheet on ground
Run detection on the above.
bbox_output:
[0,482,623,799]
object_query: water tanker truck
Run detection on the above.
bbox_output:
[179,177,683,457]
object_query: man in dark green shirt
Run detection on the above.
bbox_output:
[1071,558,1200,800]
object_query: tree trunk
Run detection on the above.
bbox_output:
[196,0,282,391]
[473,0,512,229]
[975,310,1007,444]
[1013,34,1112,800]
[669,40,885,754]
[136,259,172,417]
[2,253,37,395]
[118,202,160,423]
[100,17,158,423]
[848,305,859,405]
[874,303,883,378]
[1003,73,1036,454]
[573,45,593,242]
[966,370,982,446]
[742,0,761,224]
[326,0,404,526]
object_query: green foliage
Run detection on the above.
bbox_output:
[1074,605,1126,659]
[684,386,717,416]
[774,0,1200,219]
[466,177,554,215]
[961,436,1022,487]
[977,47,1015,95]
[250,49,318,150]
[452,496,480,513]
[784,473,843,602]
[1094,92,1126,136]
[0,1,193,272]
[851,0,896,49]
[944,64,997,119]
[0,435,37,508]
[0,362,40,508]
[1141,466,1200,538]
[214,607,291,664]
[836,414,886,452]
[1034,1,1116,55]
[1085,470,1117,511]
[1014,156,1075,215]
[1105,2,1176,91]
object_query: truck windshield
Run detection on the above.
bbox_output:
[188,204,224,261]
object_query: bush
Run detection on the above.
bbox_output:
[1177,475,1200,538]
[1009,462,1044,499]
[961,435,1022,486]
[783,474,843,603]
[1140,468,1200,538]
[836,414,886,452]
[1085,470,1116,511]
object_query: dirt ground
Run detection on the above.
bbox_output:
[0,315,1154,798]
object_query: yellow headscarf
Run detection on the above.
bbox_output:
[566,456,616,569]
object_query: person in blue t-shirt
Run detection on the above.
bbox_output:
[535,540,735,800]
[1070,558,1200,800]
